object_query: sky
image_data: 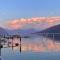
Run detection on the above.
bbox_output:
[0,0,60,29]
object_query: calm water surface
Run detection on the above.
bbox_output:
[1,36,60,60]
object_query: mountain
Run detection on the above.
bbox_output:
[0,27,39,39]
[35,24,60,41]
[0,27,8,36]
[7,28,39,37]
[40,24,60,33]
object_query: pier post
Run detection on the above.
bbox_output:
[0,38,1,56]
[8,37,9,47]
[20,36,21,53]
[12,37,13,50]
[0,38,2,60]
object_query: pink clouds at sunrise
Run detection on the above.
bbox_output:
[6,16,60,30]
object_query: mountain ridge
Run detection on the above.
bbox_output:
[35,24,60,41]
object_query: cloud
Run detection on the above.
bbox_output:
[6,16,60,30]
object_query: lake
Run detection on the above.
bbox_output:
[1,36,60,60]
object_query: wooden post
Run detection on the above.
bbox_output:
[20,36,21,53]
[0,48,1,57]
[0,38,1,56]
[12,37,13,50]
[8,38,9,47]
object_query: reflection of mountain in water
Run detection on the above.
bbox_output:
[35,24,60,41]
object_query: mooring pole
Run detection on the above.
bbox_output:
[0,38,2,60]
[20,36,21,53]
[53,33,54,40]
[7,37,9,47]
[0,49,1,60]
[0,38,1,56]
[12,37,13,50]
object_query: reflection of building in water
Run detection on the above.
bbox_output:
[0,34,22,59]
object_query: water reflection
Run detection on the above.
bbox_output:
[0,36,60,60]
[2,37,60,52]
[12,39,60,52]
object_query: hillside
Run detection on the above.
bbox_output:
[0,27,8,36]
[36,24,60,41]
